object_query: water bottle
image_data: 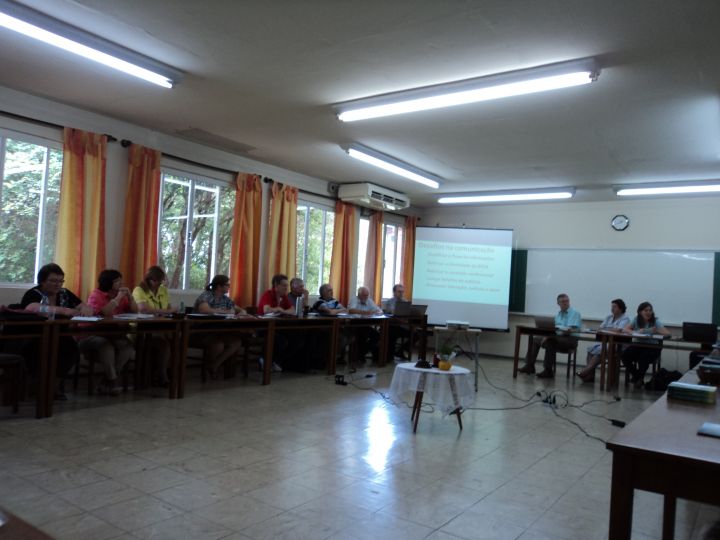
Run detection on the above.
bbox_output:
[295,298,303,317]
[39,294,51,318]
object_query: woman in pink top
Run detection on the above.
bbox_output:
[80,269,138,395]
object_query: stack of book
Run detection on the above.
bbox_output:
[668,381,717,404]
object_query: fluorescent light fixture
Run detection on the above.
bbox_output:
[438,188,575,204]
[343,143,441,189]
[616,182,720,197]
[335,58,599,122]
[0,0,181,88]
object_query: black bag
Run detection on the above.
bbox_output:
[644,368,682,392]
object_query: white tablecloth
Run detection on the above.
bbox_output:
[389,363,475,415]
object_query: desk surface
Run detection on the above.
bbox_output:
[607,371,720,465]
[606,370,720,539]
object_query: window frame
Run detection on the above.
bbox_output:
[0,128,63,286]
[158,166,232,292]
[296,198,334,294]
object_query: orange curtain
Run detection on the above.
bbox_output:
[266,181,298,286]
[119,144,162,289]
[55,127,107,300]
[401,215,418,301]
[229,173,262,307]
[364,211,384,303]
[329,201,358,305]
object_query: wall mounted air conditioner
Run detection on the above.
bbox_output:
[338,183,410,211]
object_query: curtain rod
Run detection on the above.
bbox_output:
[1,110,117,142]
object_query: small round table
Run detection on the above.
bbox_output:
[389,363,475,433]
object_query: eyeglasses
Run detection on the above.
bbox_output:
[47,278,65,284]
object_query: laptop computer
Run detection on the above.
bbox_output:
[393,302,427,316]
[682,322,718,345]
[534,315,556,330]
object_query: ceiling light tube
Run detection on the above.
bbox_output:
[343,143,441,189]
[0,0,182,88]
[438,188,575,204]
[335,58,599,122]
[615,182,720,197]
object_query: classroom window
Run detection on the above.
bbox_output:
[296,201,334,295]
[0,133,62,284]
[356,217,404,297]
[159,170,234,290]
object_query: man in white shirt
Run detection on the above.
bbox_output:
[382,283,411,360]
[348,286,382,366]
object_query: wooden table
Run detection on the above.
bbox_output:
[606,370,720,539]
[602,333,707,391]
[0,319,51,418]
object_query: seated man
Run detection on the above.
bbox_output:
[519,293,581,378]
[313,283,347,315]
[348,286,383,365]
[383,283,411,360]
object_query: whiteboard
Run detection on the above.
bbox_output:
[524,249,715,325]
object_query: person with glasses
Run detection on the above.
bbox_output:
[18,263,93,400]
[519,293,582,378]
[132,266,175,386]
[192,274,246,378]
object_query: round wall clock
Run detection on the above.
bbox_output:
[611,214,629,231]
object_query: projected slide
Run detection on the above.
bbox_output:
[412,227,513,329]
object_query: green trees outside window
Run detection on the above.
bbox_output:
[159,172,234,290]
[296,203,334,295]
[0,135,61,284]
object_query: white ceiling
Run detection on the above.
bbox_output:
[1,0,719,208]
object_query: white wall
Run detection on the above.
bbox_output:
[420,198,720,370]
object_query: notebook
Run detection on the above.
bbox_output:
[534,315,556,330]
[682,322,718,345]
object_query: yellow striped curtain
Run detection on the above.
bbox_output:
[55,127,107,299]
[266,181,298,286]
[329,201,358,306]
[401,215,418,300]
[229,173,262,307]
[119,144,162,289]
[364,211,384,303]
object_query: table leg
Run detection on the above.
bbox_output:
[600,337,607,391]
[473,332,479,392]
[45,322,58,418]
[450,408,463,430]
[513,328,522,378]
[662,495,677,540]
[263,320,275,385]
[608,453,634,540]
[174,321,185,399]
[378,319,388,367]
[327,319,338,375]
[412,390,424,433]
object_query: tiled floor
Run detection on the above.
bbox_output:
[1,356,718,540]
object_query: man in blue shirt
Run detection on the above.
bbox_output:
[519,293,582,378]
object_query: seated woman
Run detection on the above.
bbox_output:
[19,263,94,400]
[192,274,246,379]
[80,269,138,396]
[132,266,175,387]
[621,301,672,389]
[576,298,630,383]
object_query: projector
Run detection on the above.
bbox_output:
[446,320,469,330]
